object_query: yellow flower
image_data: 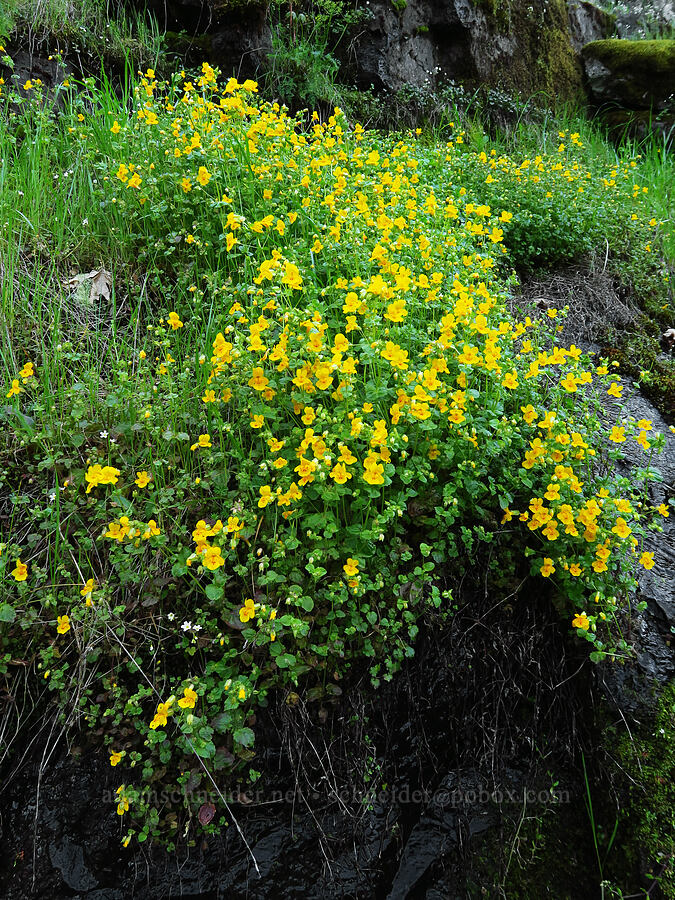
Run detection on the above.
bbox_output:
[80,577,95,603]
[149,701,172,730]
[572,612,589,630]
[560,373,577,393]
[250,414,265,429]
[202,546,224,570]
[85,464,121,493]
[167,311,183,330]
[258,486,274,508]
[111,121,121,134]
[540,558,555,577]
[607,382,623,398]
[19,361,34,380]
[12,558,28,581]
[363,457,384,485]
[197,166,211,186]
[110,750,123,766]
[57,615,70,634]
[330,462,352,484]
[608,426,626,443]
[142,519,161,539]
[521,405,537,424]
[502,371,518,390]
[639,551,655,570]
[248,367,270,391]
[127,172,142,190]
[611,517,632,539]
[657,503,670,518]
[343,558,360,577]
[6,379,22,398]
[191,434,212,450]
[135,471,151,488]
[178,687,198,709]
[569,563,582,577]
[239,598,256,623]
[181,177,192,193]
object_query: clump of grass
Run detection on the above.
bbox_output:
[0,0,164,72]
[0,61,672,848]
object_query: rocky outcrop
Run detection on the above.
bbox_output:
[133,0,614,105]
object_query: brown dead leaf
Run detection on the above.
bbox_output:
[198,802,216,826]
[62,268,112,305]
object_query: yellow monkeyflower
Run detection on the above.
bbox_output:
[167,311,183,330]
[572,612,589,630]
[197,166,211,186]
[540,558,555,577]
[12,558,28,581]
[639,551,655,570]
[608,426,626,443]
[330,462,352,484]
[109,750,124,766]
[19,361,34,381]
[57,615,71,634]
[80,577,96,604]
[191,434,212,450]
[612,517,632,539]
[178,687,198,709]
[202,545,224,570]
[135,471,151,488]
[239,598,256,623]
[142,519,161,539]
[6,379,22,398]
[343,558,360,577]
[149,701,173,730]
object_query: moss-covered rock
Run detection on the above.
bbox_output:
[583,39,675,109]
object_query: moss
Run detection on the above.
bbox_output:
[608,682,675,895]
[583,39,675,108]
[583,38,675,73]
[484,0,585,105]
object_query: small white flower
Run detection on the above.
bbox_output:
[99,430,108,438]
[181,620,192,631]
[167,612,175,621]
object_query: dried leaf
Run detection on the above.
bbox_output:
[62,268,112,305]
[198,802,216,826]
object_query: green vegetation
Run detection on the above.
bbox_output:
[262,0,369,111]
[613,683,675,895]
[0,43,673,861]
[0,0,164,71]
[585,37,675,71]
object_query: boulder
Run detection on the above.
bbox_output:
[582,39,675,110]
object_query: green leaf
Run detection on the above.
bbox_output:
[233,726,255,748]
[0,604,16,623]
[205,584,223,601]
